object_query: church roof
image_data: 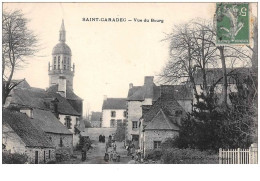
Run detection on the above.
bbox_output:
[52,42,71,55]
[3,109,54,148]
[102,98,127,110]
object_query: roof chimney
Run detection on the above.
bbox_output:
[58,76,66,97]
[103,95,107,101]
[129,83,133,89]
[144,76,154,85]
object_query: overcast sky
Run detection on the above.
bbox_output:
[3,3,256,114]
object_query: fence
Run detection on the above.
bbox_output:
[219,144,258,164]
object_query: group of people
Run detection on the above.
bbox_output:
[98,134,105,143]
[104,134,120,162]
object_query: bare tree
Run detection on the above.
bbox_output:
[160,19,252,107]
[2,10,38,104]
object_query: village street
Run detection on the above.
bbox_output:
[61,140,132,164]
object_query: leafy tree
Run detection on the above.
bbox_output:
[2,10,38,105]
[114,122,126,142]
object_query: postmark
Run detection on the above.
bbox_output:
[216,3,249,45]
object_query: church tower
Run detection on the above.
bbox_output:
[48,20,75,91]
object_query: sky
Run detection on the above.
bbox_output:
[3,3,256,114]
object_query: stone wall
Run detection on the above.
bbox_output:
[46,133,73,154]
[26,147,55,164]
[81,128,116,141]
[144,130,179,157]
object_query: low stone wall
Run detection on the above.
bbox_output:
[81,128,116,141]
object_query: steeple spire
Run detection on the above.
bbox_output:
[59,19,66,42]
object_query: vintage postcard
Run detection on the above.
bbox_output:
[1,2,258,167]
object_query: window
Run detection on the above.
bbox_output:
[132,121,138,129]
[154,141,161,149]
[76,117,79,126]
[59,137,63,147]
[65,116,72,129]
[35,151,38,164]
[58,57,60,70]
[123,111,127,117]
[44,151,46,163]
[64,64,66,70]
[49,150,51,159]
[49,137,52,141]
[54,65,56,70]
[111,111,116,117]
[110,119,115,127]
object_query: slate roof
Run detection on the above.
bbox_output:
[102,98,127,110]
[144,109,179,131]
[31,109,72,135]
[47,84,83,101]
[127,84,161,101]
[142,89,185,129]
[3,109,54,148]
[9,88,80,116]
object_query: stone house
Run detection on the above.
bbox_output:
[126,76,192,144]
[101,96,127,128]
[126,76,161,142]
[2,109,55,164]
[24,108,74,155]
[90,111,102,128]
[139,85,186,156]
[4,86,82,147]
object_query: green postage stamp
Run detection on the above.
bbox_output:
[216,3,249,44]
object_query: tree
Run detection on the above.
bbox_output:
[2,10,38,105]
[160,19,252,107]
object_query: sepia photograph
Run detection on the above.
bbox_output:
[1,1,258,167]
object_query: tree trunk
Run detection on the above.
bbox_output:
[217,46,228,107]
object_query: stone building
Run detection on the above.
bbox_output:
[90,111,102,128]
[25,108,74,154]
[126,76,161,142]
[126,76,192,147]
[101,96,127,128]
[3,109,55,164]
[139,85,187,156]
[4,86,81,147]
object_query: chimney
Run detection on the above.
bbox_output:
[50,98,59,118]
[20,107,33,119]
[58,76,66,97]
[144,76,154,85]
[129,83,133,89]
[103,95,107,101]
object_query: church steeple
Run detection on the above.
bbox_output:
[59,19,66,42]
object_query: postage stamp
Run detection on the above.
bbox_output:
[216,3,249,45]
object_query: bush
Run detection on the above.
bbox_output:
[161,148,218,164]
[114,122,126,142]
[147,149,163,161]
[47,160,56,164]
[2,152,28,164]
